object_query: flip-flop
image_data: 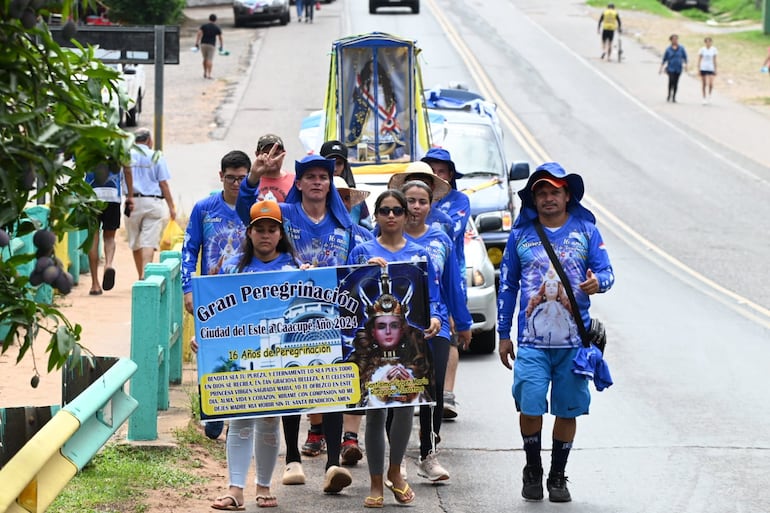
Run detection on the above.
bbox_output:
[364,495,384,508]
[102,267,115,291]
[385,481,415,504]
[255,495,277,508]
[211,494,244,511]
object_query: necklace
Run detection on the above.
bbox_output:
[301,203,325,224]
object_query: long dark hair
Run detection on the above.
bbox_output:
[235,220,297,272]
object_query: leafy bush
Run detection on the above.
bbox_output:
[103,0,187,26]
[1,0,132,380]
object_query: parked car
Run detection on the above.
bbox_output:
[369,0,419,14]
[426,87,530,278]
[463,217,497,353]
[233,0,291,26]
[660,0,709,11]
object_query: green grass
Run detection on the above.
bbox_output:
[587,0,763,22]
[49,423,225,513]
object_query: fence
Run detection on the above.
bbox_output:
[128,250,183,441]
[0,357,138,513]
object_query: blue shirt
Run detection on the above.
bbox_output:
[662,45,688,73]
[280,203,355,267]
[181,193,245,293]
[220,251,298,274]
[347,238,441,322]
[86,168,123,203]
[497,215,615,348]
[406,226,472,337]
[435,188,471,284]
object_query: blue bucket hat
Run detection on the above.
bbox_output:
[421,147,463,189]
[515,162,595,227]
[285,155,352,228]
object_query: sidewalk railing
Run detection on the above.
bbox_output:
[128,250,183,441]
[0,357,138,513]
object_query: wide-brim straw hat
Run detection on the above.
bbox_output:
[332,176,370,207]
[387,161,451,201]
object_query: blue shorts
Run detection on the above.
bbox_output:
[512,346,590,418]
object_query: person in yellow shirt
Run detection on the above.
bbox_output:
[597,3,622,61]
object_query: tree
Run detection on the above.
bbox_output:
[102,0,186,26]
[1,0,132,385]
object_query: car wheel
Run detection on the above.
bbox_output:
[234,14,243,27]
[369,0,377,14]
[468,328,496,354]
[412,1,419,14]
[280,11,289,25]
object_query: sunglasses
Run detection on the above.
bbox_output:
[377,206,406,217]
[223,175,246,184]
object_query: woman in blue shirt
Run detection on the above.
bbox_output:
[659,34,688,103]
[347,189,441,507]
[400,180,472,483]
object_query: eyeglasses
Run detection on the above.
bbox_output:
[377,206,406,217]
[223,175,246,184]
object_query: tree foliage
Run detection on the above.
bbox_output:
[1,0,132,383]
[103,0,186,26]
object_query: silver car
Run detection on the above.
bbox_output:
[233,0,291,26]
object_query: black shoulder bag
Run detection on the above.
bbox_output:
[533,221,607,354]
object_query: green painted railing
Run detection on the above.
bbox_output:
[128,251,183,441]
[0,357,138,513]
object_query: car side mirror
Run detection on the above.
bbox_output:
[509,161,530,181]
[477,216,502,233]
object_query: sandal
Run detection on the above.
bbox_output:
[211,494,245,511]
[386,481,415,504]
[256,495,278,508]
[364,496,384,508]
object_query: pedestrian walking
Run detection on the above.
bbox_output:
[124,128,175,280]
[659,34,688,103]
[346,189,442,508]
[201,200,302,510]
[497,162,615,503]
[303,0,315,23]
[195,14,223,79]
[698,37,718,104]
[85,159,133,295]
[238,154,360,495]
[597,3,621,61]
[295,0,304,22]
[421,148,472,420]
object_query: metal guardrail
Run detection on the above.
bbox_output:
[128,251,183,441]
[0,358,138,513]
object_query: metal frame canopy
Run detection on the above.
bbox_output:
[324,32,431,166]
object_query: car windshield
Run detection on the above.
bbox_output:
[440,122,503,177]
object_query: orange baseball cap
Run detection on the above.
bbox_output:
[249,200,282,225]
[531,177,567,191]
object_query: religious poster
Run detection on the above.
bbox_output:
[192,261,432,421]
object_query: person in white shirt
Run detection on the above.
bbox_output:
[698,37,718,104]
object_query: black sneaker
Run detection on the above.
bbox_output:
[547,471,572,502]
[521,465,543,501]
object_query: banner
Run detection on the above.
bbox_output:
[192,261,432,421]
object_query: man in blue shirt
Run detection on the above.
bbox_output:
[497,162,614,503]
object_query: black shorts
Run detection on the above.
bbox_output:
[601,29,615,43]
[98,202,121,231]
[699,70,715,76]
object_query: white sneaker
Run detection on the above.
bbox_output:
[417,452,450,481]
[323,465,352,493]
[282,461,306,485]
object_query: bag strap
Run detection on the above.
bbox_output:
[533,220,590,348]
